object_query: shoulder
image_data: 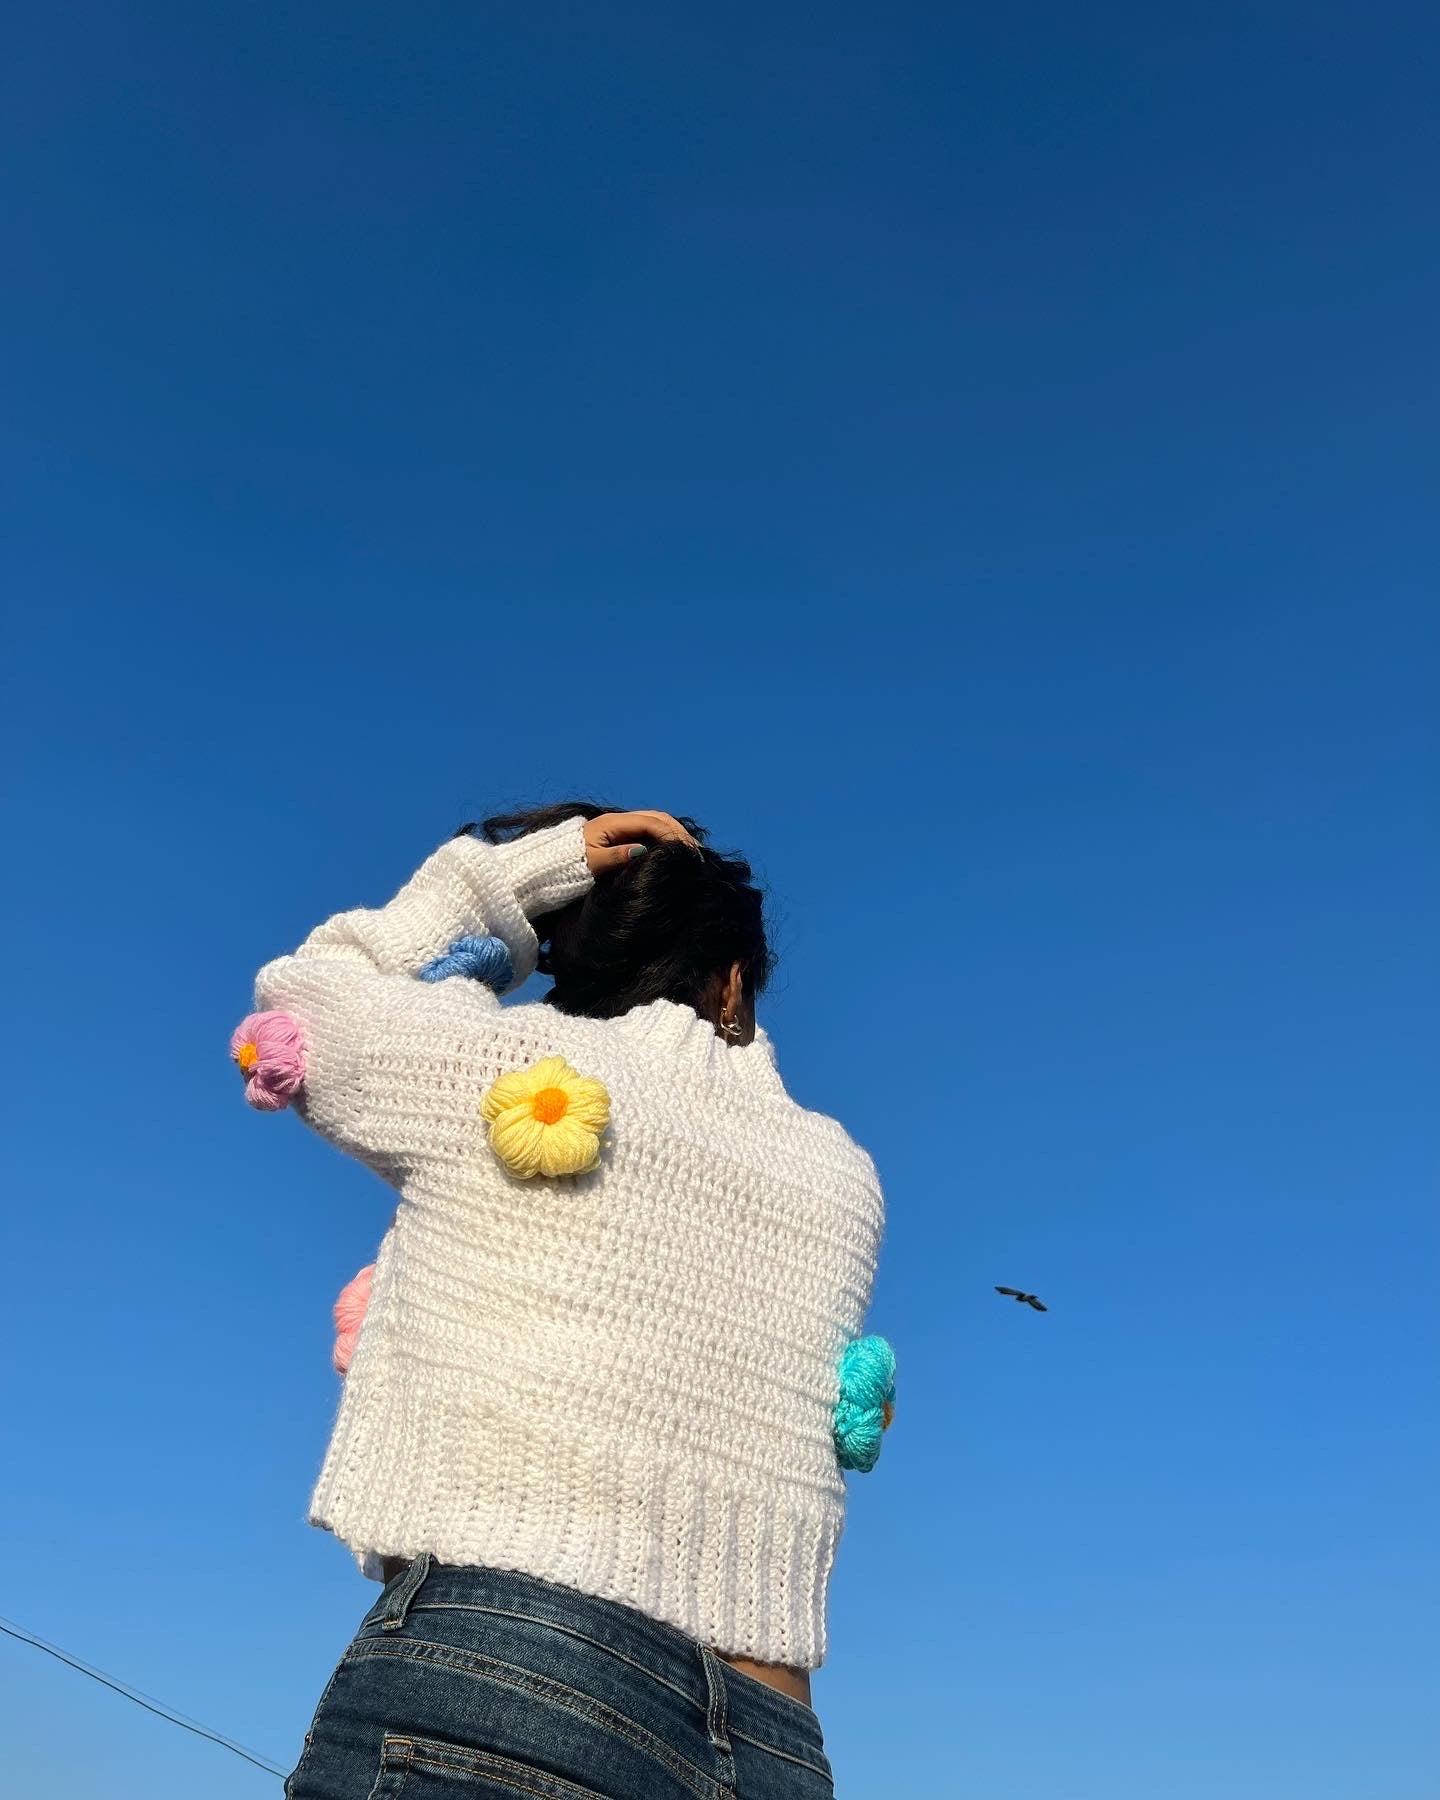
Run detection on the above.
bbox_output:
[782,1096,884,1193]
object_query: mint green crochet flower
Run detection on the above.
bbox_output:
[834,1335,896,1472]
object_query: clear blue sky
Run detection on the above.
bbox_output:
[1,5,1435,1796]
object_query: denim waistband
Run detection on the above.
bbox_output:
[358,1556,829,1776]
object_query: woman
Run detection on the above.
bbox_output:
[249,803,888,1798]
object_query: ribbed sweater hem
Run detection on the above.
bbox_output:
[310,1435,841,1670]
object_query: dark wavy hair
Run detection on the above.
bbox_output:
[456,801,775,1022]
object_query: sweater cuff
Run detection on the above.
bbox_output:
[493,815,593,921]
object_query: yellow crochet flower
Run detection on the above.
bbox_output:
[480,1055,610,1179]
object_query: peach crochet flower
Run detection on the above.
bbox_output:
[332,1264,374,1375]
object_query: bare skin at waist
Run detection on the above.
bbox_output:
[715,1651,813,1707]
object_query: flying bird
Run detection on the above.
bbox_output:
[996,1287,1048,1312]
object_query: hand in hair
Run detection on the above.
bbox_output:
[582,811,698,875]
[473,800,772,1023]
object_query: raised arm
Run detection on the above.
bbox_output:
[249,809,695,1161]
[250,816,591,1155]
[258,816,592,1002]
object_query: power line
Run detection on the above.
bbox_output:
[0,1614,286,1780]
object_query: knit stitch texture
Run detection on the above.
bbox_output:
[254,815,885,1668]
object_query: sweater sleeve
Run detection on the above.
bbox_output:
[253,816,592,1157]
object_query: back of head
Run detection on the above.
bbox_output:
[461,801,775,1022]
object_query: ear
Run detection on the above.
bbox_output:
[722,960,745,1021]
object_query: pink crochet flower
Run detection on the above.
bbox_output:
[229,1010,305,1111]
[332,1264,375,1375]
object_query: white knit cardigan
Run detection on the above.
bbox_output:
[255,816,885,1668]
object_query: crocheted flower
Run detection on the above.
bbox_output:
[420,934,514,989]
[834,1335,896,1472]
[229,1010,306,1111]
[480,1055,610,1179]
[332,1264,374,1375]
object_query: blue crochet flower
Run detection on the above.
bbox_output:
[419,935,515,990]
[833,1335,896,1472]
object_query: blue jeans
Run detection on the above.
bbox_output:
[285,1556,837,1799]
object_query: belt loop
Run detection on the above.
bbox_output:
[380,1552,433,1632]
[698,1645,732,1754]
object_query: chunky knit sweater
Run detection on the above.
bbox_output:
[255,816,885,1669]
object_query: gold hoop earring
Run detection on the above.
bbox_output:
[720,1016,741,1039]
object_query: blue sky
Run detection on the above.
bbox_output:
[1,4,1436,1796]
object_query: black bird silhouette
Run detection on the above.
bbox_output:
[996,1286,1048,1312]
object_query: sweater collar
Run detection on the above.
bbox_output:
[609,997,788,1097]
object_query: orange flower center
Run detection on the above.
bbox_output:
[237,1042,259,1072]
[882,1400,895,1430]
[530,1086,570,1125]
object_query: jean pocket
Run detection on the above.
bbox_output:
[369,1732,617,1800]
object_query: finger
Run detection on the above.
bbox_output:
[640,810,698,848]
[587,841,652,874]
[604,810,697,849]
